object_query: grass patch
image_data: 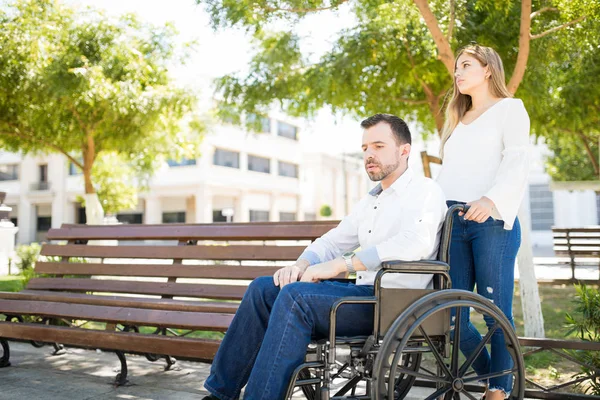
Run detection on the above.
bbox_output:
[0,275,24,292]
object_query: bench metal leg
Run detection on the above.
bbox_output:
[163,355,177,371]
[0,338,10,368]
[52,343,66,356]
[114,351,129,386]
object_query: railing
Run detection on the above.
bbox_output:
[30,182,51,191]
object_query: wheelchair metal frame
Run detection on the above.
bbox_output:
[286,204,525,400]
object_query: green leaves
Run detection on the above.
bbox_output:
[0,0,204,214]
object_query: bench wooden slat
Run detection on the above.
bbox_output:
[0,290,239,314]
[35,262,280,280]
[554,251,600,257]
[0,300,233,331]
[26,278,248,300]
[0,321,221,360]
[47,222,339,241]
[40,244,305,260]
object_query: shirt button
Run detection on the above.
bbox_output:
[368,230,372,233]
[374,206,377,209]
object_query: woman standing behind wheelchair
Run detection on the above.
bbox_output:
[436,43,530,400]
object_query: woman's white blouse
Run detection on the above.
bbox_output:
[436,98,530,230]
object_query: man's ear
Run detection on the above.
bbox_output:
[401,143,411,158]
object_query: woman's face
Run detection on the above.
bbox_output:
[454,53,489,96]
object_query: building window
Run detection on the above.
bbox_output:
[10,217,18,226]
[162,212,186,223]
[0,164,19,181]
[213,148,240,169]
[596,194,600,224]
[167,158,197,167]
[304,213,317,221]
[69,162,82,176]
[212,210,227,222]
[117,213,143,224]
[530,184,555,231]
[277,121,298,140]
[278,161,298,178]
[248,155,270,174]
[249,210,269,222]
[247,114,271,133]
[279,212,296,221]
[77,207,87,224]
[37,216,52,232]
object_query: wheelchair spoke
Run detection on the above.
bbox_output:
[458,323,499,377]
[394,367,448,384]
[463,368,518,383]
[418,325,453,378]
[423,385,452,400]
[450,306,462,374]
[462,391,480,400]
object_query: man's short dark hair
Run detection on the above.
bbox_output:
[360,114,412,145]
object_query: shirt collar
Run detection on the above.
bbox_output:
[368,167,414,197]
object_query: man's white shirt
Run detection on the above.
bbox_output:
[299,167,448,289]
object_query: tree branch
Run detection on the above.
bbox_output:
[412,0,455,76]
[571,129,600,176]
[1,129,84,169]
[401,38,444,133]
[530,7,558,20]
[531,15,587,40]
[507,0,532,94]
[447,0,455,42]
[263,0,349,13]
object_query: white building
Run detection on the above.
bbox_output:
[0,116,369,245]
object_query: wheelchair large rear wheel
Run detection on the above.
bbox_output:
[372,290,524,400]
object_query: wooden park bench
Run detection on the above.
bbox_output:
[552,226,600,282]
[0,220,338,385]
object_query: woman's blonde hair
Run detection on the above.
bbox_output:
[439,44,512,159]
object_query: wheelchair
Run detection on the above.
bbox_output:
[285,204,525,400]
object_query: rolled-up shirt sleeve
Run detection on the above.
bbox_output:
[484,99,531,230]
[297,198,365,265]
[355,182,447,270]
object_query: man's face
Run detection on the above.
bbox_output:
[361,122,407,181]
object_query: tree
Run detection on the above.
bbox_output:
[196,0,598,338]
[200,0,595,136]
[0,0,203,222]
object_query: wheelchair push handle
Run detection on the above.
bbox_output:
[448,203,470,215]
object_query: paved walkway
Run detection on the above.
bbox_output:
[0,342,485,399]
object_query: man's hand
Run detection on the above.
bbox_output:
[461,196,495,223]
[273,259,310,288]
[300,259,346,283]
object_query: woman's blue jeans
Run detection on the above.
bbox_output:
[447,200,521,394]
[204,276,375,400]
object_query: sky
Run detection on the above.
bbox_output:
[66,0,367,154]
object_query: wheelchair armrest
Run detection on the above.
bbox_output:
[381,260,449,274]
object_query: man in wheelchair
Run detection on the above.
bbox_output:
[203,114,448,400]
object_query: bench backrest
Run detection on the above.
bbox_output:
[32,221,340,302]
[552,227,600,258]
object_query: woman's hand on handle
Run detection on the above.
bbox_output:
[461,196,496,223]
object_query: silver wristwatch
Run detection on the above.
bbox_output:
[342,251,356,274]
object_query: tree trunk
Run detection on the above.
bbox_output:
[82,141,104,225]
[507,0,532,94]
[517,190,545,338]
[412,0,455,76]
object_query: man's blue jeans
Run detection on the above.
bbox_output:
[447,201,521,394]
[204,276,375,400]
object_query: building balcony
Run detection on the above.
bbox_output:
[30,182,51,191]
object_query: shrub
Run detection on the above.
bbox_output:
[565,284,600,395]
[319,204,332,217]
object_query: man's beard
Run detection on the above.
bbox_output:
[366,158,400,181]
